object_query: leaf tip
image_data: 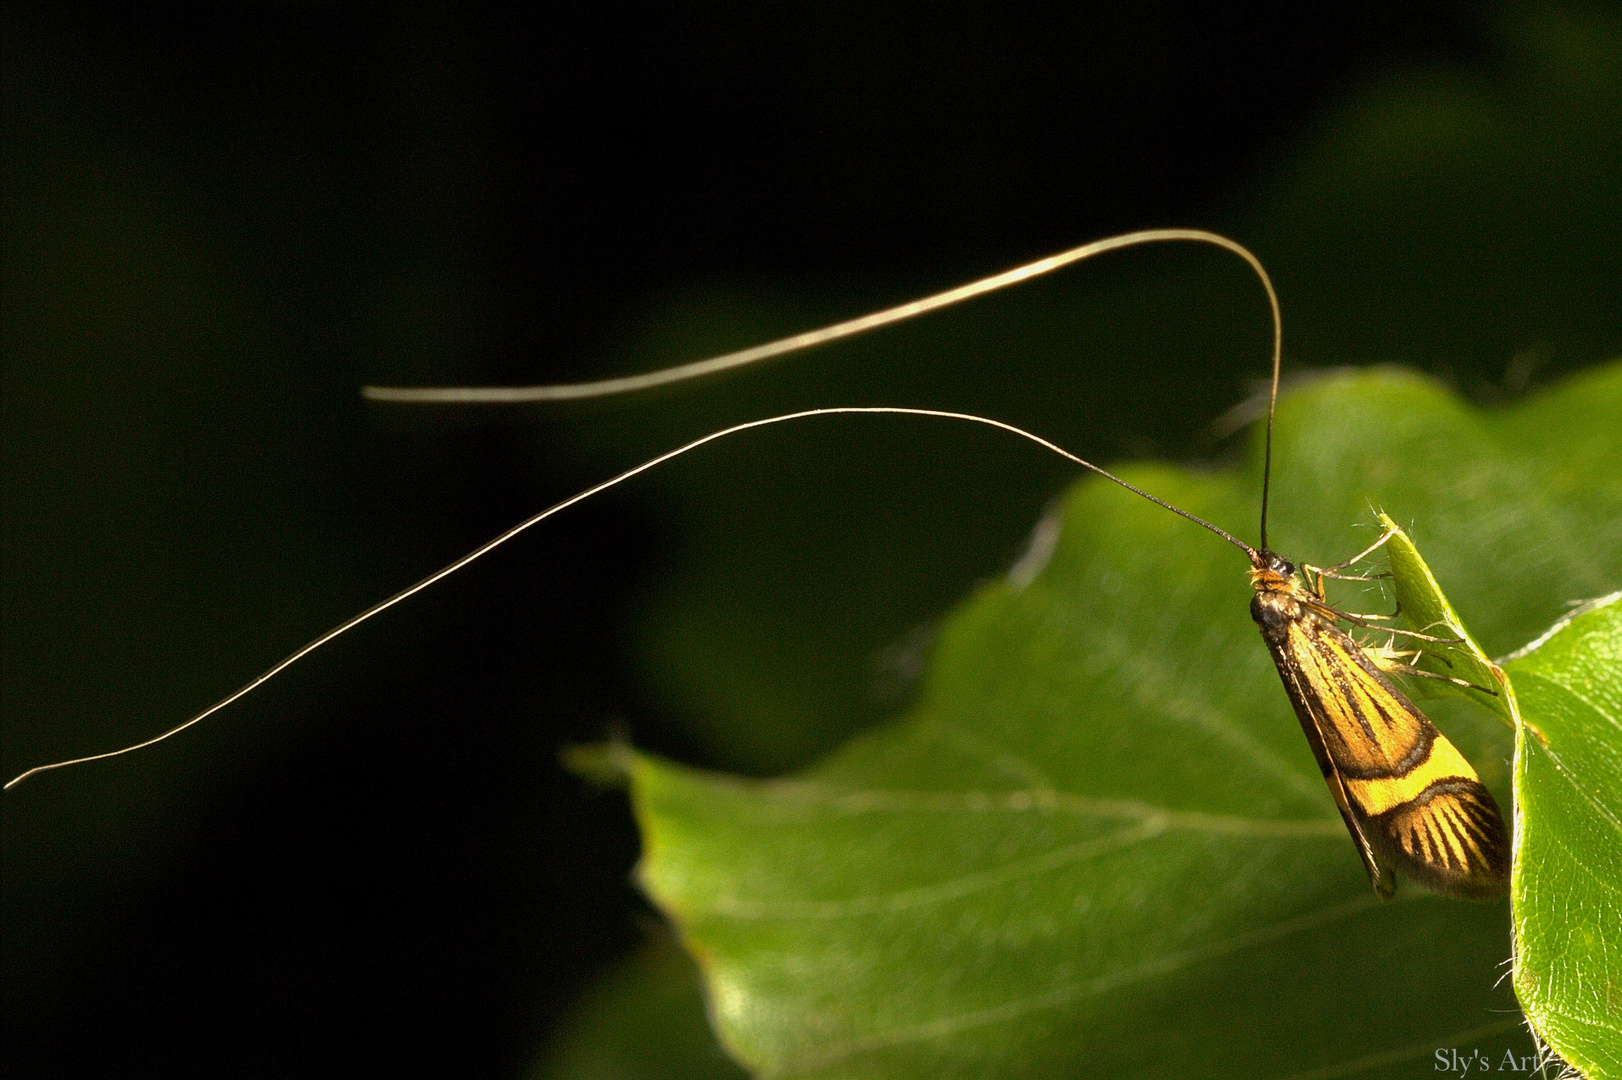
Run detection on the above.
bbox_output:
[561,739,637,788]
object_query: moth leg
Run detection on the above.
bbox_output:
[1360,636,1446,670]
[1363,638,1427,664]
[1363,643,1497,694]
[1314,569,1390,582]
[1301,565,1397,613]
[1349,619,1461,643]
[1332,605,1399,622]
[1314,603,1463,643]
[1311,526,1464,639]
[1315,524,1401,577]
[1304,525,1401,604]
[1379,660,1495,694]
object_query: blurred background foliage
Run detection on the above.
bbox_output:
[3,2,1618,1076]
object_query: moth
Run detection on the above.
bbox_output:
[1248,539,1509,898]
[4,229,1513,898]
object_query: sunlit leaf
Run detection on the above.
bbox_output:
[628,365,1620,1078]
[1377,511,1518,728]
[1506,594,1622,1079]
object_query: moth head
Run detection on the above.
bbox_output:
[1247,550,1302,632]
[1251,548,1295,578]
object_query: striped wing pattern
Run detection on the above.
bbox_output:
[1284,616,1510,899]
[1252,565,1510,900]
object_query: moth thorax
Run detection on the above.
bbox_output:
[1248,576,1303,637]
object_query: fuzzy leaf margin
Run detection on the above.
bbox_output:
[1506,593,1622,1079]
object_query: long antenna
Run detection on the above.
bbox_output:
[361,229,1280,405]
[1259,311,1281,552]
[5,407,1252,791]
[8,229,1281,789]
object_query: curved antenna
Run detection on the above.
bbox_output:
[5,407,1254,791]
[1259,310,1281,552]
[362,228,1281,408]
[11,229,1283,789]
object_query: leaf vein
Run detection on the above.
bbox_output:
[710,819,1165,918]
[1517,706,1622,840]
[1100,627,1326,803]
[755,780,1344,834]
[778,895,1382,1073]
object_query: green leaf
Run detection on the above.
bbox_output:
[533,933,750,1080]
[627,364,1622,1078]
[588,0,1622,782]
[1376,520,1622,1077]
[1376,511,1518,728]
[1506,594,1622,1079]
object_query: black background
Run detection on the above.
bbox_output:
[2,3,1524,1077]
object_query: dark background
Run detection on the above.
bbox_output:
[8,3,1610,1078]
